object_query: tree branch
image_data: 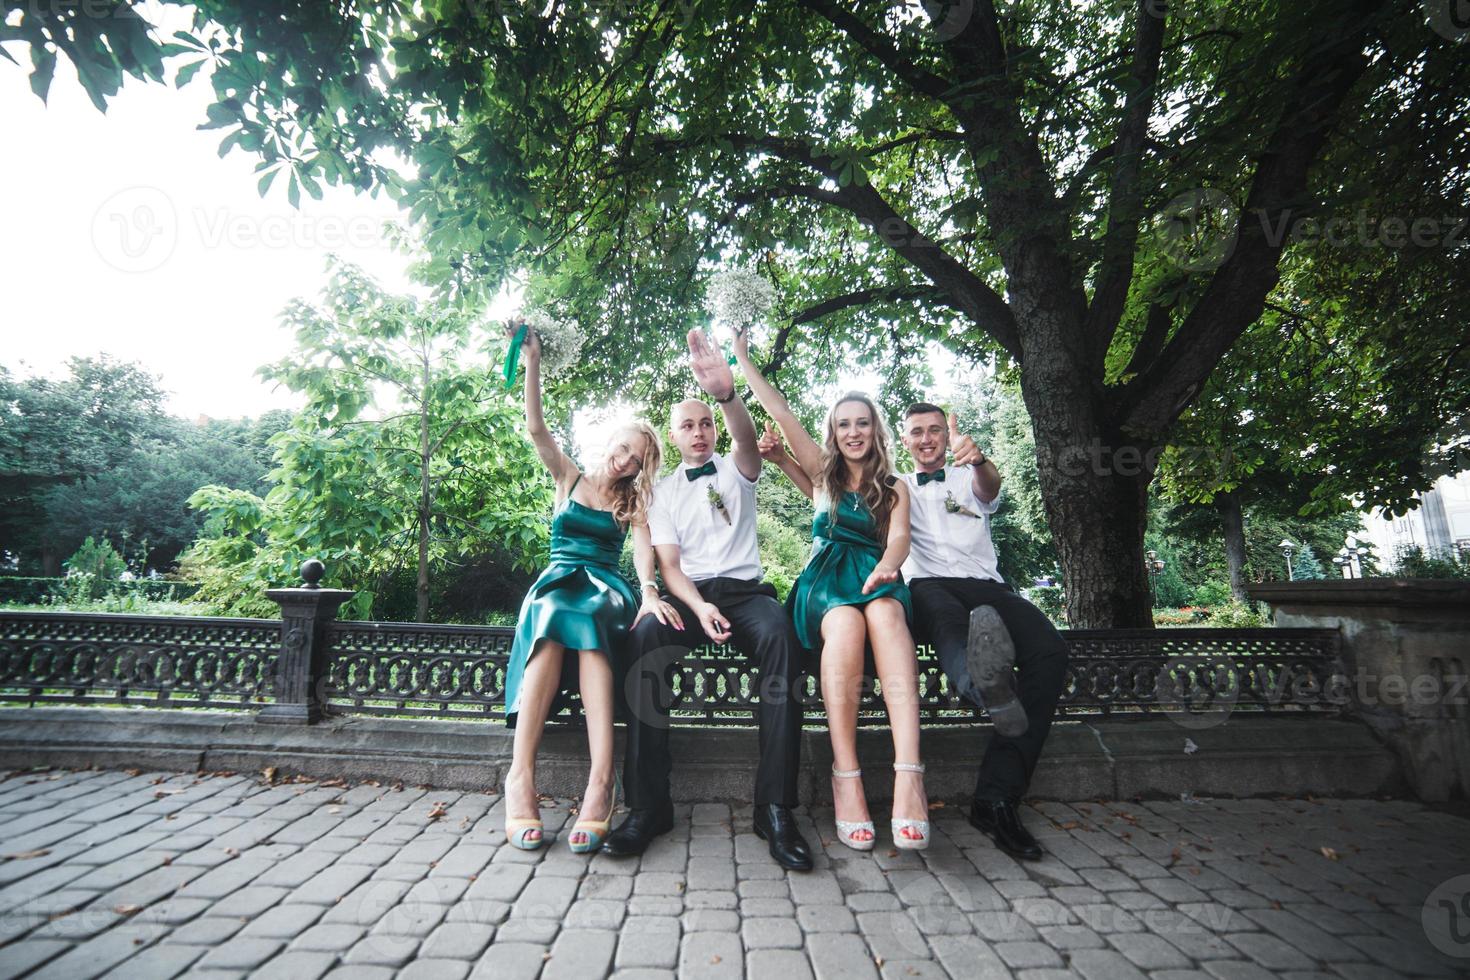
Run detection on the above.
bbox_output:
[795,0,951,101]
[1121,5,1379,438]
[1085,0,1168,368]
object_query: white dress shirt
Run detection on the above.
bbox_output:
[648,452,762,583]
[899,464,1004,583]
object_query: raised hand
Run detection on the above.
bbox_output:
[507,320,541,362]
[948,414,986,467]
[861,562,901,595]
[757,420,788,463]
[687,328,735,401]
[730,322,751,362]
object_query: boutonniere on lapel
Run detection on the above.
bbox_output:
[707,485,732,524]
[944,490,980,519]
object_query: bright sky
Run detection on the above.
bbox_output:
[0,9,422,421]
[0,9,960,440]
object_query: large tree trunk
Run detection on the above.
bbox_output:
[1218,491,1249,602]
[1017,318,1155,629]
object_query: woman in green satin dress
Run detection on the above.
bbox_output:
[735,331,930,852]
[502,324,679,853]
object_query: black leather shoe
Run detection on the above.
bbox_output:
[969,799,1043,861]
[752,803,814,872]
[600,802,675,857]
[967,606,1029,738]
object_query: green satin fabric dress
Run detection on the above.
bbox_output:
[786,490,913,652]
[504,482,636,727]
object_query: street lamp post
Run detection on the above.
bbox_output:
[1335,540,1361,579]
[1279,539,1297,581]
[1144,548,1166,606]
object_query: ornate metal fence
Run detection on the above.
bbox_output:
[1,607,1345,727]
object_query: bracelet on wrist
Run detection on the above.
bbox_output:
[640,581,660,594]
[715,389,738,404]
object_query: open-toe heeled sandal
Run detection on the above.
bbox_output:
[831,766,876,852]
[891,762,930,851]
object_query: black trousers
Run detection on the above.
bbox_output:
[616,577,803,808]
[910,577,1070,803]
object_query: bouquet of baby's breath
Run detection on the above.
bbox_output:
[704,267,775,338]
[520,311,585,377]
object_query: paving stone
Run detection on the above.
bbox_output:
[678,931,742,979]
[239,903,326,939]
[468,940,549,979]
[167,914,247,944]
[747,948,816,980]
[615,916,682,969]
[101,942,208,979]
[566,898,628,930]
[807,932,880,980]
[1222,931,1316,971]
[1066,948,1150,980]
[192,938,284,970]
[396,958,472,980]
[248,951,340,980]
[798,904,859,933]
[420,921,497,959]
[1106,931,1194,970]
[0,939,70,978]
[683,908,740,932]
[742,915,804,949]
[540,927,619,980]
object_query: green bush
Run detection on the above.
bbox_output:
[1392,545,1470,579]
[63,537,125,598]
[1191,579,1233,607]
[1208,600,1270,628]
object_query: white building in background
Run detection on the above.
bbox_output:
[1358,471,1470,571]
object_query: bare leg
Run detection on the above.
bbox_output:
[506,640,566,842]
[866,599,928,841]
[820,605,873,843]
[570,648,616,845]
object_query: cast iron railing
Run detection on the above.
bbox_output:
[1,600,1345,727]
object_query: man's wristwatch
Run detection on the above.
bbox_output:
[640,581,660,595]
[715,389,739,404]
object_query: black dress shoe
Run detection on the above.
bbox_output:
[600,802,675,857]
[967,605,1029,738]
[969,799,1043,861]
[752,803,814,872]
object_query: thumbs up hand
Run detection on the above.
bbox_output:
[947,414,987,467]
[757,420,788,463]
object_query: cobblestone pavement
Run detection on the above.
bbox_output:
[0,768,1465,979]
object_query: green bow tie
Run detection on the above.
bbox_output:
[685,460,717,481]
[917,469,946,486]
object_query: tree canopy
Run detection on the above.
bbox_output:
[7,0,1466,625]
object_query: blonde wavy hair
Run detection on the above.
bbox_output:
[816,392,899,542]
[605,420,662,528]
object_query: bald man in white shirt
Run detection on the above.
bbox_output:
[898,402,1070,861]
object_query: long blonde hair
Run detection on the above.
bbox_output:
[817,392,898,542]
[606,420,662,528]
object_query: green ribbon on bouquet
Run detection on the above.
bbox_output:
[502,322,528,389]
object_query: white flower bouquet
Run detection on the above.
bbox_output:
[518,310,585,378]
[704,267,776,338]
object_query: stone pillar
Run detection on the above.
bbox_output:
[1247,579,1470,802]
[259,559,354,726]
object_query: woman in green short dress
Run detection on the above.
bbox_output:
[502,324,677,854]
[736,331,930,852]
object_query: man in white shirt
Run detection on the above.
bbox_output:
[603,331,811,871]
[899,402,1070,861]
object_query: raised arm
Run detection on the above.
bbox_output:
[687,329,761,482]
[948,415,1002,504]
[732,329,823,477]
[862,479,912,595]
[509,323,577,491]
[758,420,814,500]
